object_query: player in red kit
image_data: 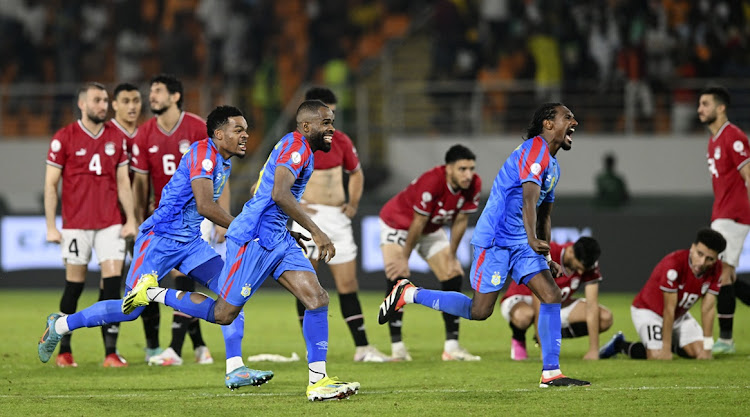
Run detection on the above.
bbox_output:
[500,237,612,361]
[379,144,481,361]
[290,87,390,362]
[44,82,137,367]
[130,74,215,365]
[698,85,750,355]
[599,229,725,360]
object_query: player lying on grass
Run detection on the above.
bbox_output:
[599,228,725,360]
[38,106,274,389]
[501,237,612,361]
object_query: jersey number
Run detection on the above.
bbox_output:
[68,239,79,257]
[677,292,700,310]
[88,154,101,175]
[163,154,177,175]
[386,231,406,246]
[646,325,662,341]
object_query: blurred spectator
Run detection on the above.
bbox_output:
[196,0,230,79]
[595,153,630,208]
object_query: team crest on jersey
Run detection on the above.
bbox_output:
[491,271,502,286]
[104,142,116,156]
[179,140,190,154]
[733,140,747,156]
[50,139,61,152]
[701,282,710,295]
[714,147,721,160]
[241,284,252,297]
[571,278,580,290]
[202,159,214,172]
[291,151,302,164]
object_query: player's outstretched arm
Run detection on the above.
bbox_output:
[192,178,234,229]
[272,166,335,262]
[43,165,62,243]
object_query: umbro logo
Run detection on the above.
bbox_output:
[315,341,329,350]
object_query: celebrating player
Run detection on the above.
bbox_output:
[599,228,725,360]
[43,82,138,367]
[121,100,360,401]
[289,87,390,362]
[38,106,274,389]
[379,144,481,361]
[379,103,590,387]
[131,74,215,365]
[699,85,750,355]
[501,237,612,361]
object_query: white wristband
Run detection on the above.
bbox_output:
[545,253,552,262]
[703,337,714,351]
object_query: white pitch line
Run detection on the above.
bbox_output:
[1,385,749,399]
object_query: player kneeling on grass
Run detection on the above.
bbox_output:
[501,237,612,361]
[600,228,725,360]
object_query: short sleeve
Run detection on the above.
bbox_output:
[276,137,311,178]
[130,128,149,173]
[339,133,361,173]
[460,174,481,213]
[727,128,750,170]
[519,137,550,185]
[188,141,217,180]
[582,267,602,284]
[412,170,443,216]
[709,263,723,295]
[117,137,128,166]
[46,129,67,168]
[654,258,680,293]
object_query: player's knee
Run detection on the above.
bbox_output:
[513,307,534,328]
[538,286,562,304]
[470,304,494,321]
[301,288,329,310]
[335,277,358,294]
[214,309,238,325]
[599,308,613,332]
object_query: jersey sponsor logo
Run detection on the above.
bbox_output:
[291,151,301,164]
[202,159,214,172]
[75,148,86,156]
[241,284,252,297]
[104,142,116,156]
[50,139,61,152]
[148,145,159,153]
[491,271,502,286]
[666,269,678,282]
[733,140,747,156]
[179,140,190,154]
[531,162,542,176]
[132,144,140,156]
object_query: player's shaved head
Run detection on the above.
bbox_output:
[296,100,329,124]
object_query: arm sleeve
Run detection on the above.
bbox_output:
[340,133,361,173]
[411,171,442,216]
[130,129,149,173]
[728,129,750,170]
[655,257,679,293]
[519,138,550,186]
[460,175,481,213]
[46,129,67,168]
[188,142,218,181]
[276,137,312,177]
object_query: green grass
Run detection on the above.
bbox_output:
[1,289,749,416]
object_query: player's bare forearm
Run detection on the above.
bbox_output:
[404,212,429,258]
[450,213,469,255]
[116,165,137,224]
[192,178,234,229]
[537,202,553,242]
[347,169,364,214]
[701,293,716,338]
[132,172,149,224]
[585,284,600,350]
[661,291,678,352]
[522,183,540,242]
[43,165,62,232]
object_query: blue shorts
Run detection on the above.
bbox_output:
[218,234,315,307]
[125,230,220,292]
[469,244,548,294]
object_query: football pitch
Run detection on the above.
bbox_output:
[1,289,748,416]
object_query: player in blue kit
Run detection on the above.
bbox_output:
[121,100,360,401]
[379,103,590,387]
[38,106,274,389]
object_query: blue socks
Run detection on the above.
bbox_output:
[164,289,216,323]
[414,289,473,320]
[538,303,562,371]
[66,300,144,330]
[302,306,329,363]
[221,309,244,359]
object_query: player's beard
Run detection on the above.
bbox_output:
[87,110,107,124]
[150,105,167,115]
[309,130,331,153]
[700,112,717,125]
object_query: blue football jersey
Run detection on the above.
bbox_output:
[141,138,231,242]
[471,136,560,248]
[226,131,314,249]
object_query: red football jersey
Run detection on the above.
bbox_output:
[313,130,360,172]
[107,118,138,162]
[380,165,481,234]
[130,112,206,207]
[46,120,128,229]
[501,241,602,302]
[707,122,750,224]
[632,249,722,320]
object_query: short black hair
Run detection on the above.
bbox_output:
[150,73,183,109]
[573,236,601,270]
[525,102,563,139]
[305,87,337,105]
[113,83,140,99]
[445,144,476,164]
[700,85,731,108]
[206,105,244,138]
[77,82,107,98]
[296,99,329,122]
[695,228,727,254]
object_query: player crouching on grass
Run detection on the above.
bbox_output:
[600,228,724,360]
